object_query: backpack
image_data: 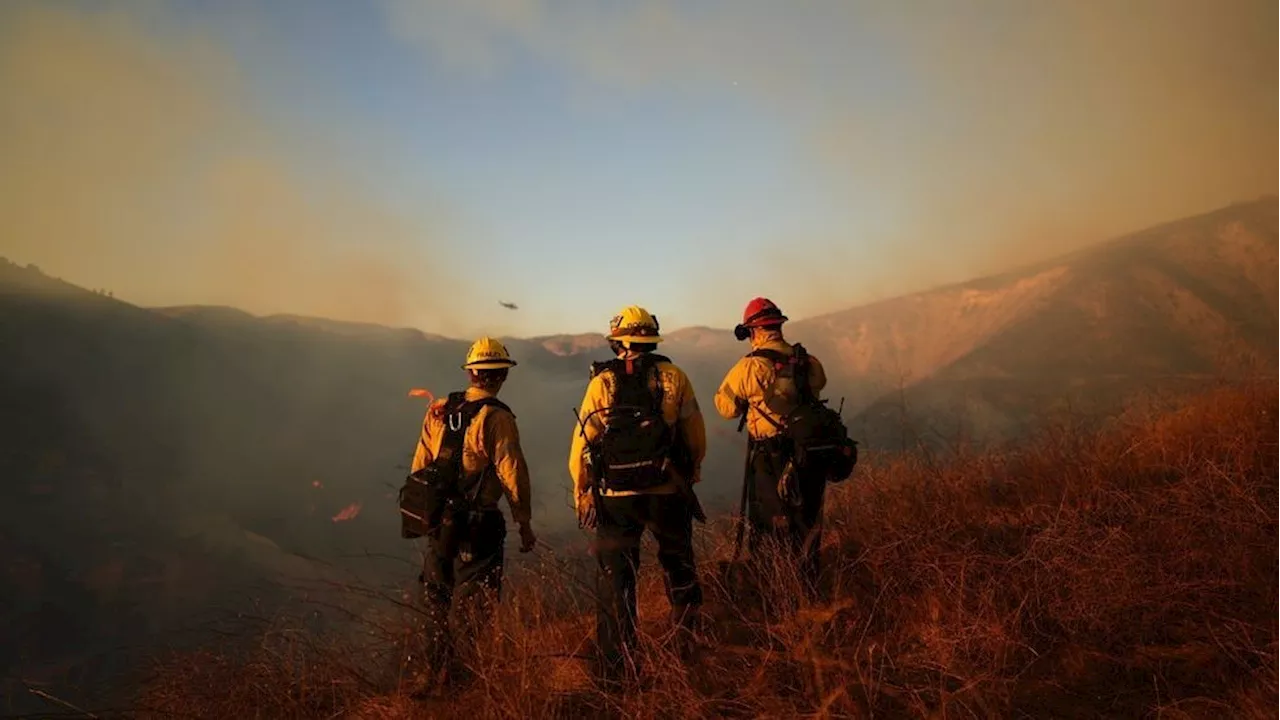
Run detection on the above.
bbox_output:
[399,392,511,540]
[748,344,858,484]
[583,353,675,493]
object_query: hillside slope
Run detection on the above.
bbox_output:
[139,380,1279,719]
[788,197,1278,447]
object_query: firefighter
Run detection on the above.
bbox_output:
[405,336,537,692]
[569,305,707,684]
[714,297,829,592]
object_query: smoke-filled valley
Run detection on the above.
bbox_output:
[0,197,1275,714]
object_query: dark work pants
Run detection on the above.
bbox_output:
[419,509,506,678]
[746,441,826,592]
[596,492,703,676]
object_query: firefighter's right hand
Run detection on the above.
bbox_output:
[576,490,598,530]
[518,522,537,553]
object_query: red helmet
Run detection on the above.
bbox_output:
[741,297,788,328]
[734,297,788,340]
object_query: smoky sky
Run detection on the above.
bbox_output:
[1,0,1274,336]
[0,2,478,337]
[387,0,1279,325]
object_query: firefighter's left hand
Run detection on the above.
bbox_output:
[518,522,537,553]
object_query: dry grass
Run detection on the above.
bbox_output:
[138,381,1278,719]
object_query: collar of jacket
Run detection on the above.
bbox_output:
[749,330,787,351]
[465,386,498,401]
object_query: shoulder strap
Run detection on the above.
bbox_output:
[437,393,511,463]
[592,354,665,419]
[589,360,610,380]
[430,392,470,475]
[469,396,513,417]
[747,346,810,394]
[790,344,815,400]
[746,348,790,364]
[741,345,816,434]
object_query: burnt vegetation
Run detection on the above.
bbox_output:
[139,380,1278,719]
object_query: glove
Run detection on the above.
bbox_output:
[518,522,537,553]
[576,490,598,530]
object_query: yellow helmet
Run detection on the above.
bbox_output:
[462,336,517,370]
[607,305,663,345]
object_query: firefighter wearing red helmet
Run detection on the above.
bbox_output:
[714,298,830,592]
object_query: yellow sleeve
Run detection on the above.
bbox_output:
[808,353,828,394]
[568,376,607,508]
[409,403,442,473]
[714,358,754,420]
[671,366,707,483]
[483,409,532,525]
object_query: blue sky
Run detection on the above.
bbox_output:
[0,0,1274,337]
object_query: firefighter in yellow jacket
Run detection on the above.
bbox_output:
[569,305,707,683]
[404,336,537,691]
[714,298,829,589]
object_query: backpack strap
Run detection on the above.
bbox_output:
[746,345,814,401]
[742,345,818,438]
[745,347,794,376]
[596,353,665,408]
[435,392,512,487]
[791,343,815,401]
[434,391,473,469]
[582,353,667,433]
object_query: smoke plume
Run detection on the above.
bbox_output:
[384,0,1278,320]
[0,2,471,335]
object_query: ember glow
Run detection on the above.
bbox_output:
[331,502,362,523]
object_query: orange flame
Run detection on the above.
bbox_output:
[332,502,362,522]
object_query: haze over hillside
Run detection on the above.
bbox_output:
[831,196,1279,445]
[525,196,1278,446]
[0,197,1276,710]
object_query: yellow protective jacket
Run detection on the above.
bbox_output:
[713,331,828,440]
[568,352,707,509]
[410,386,533,525]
